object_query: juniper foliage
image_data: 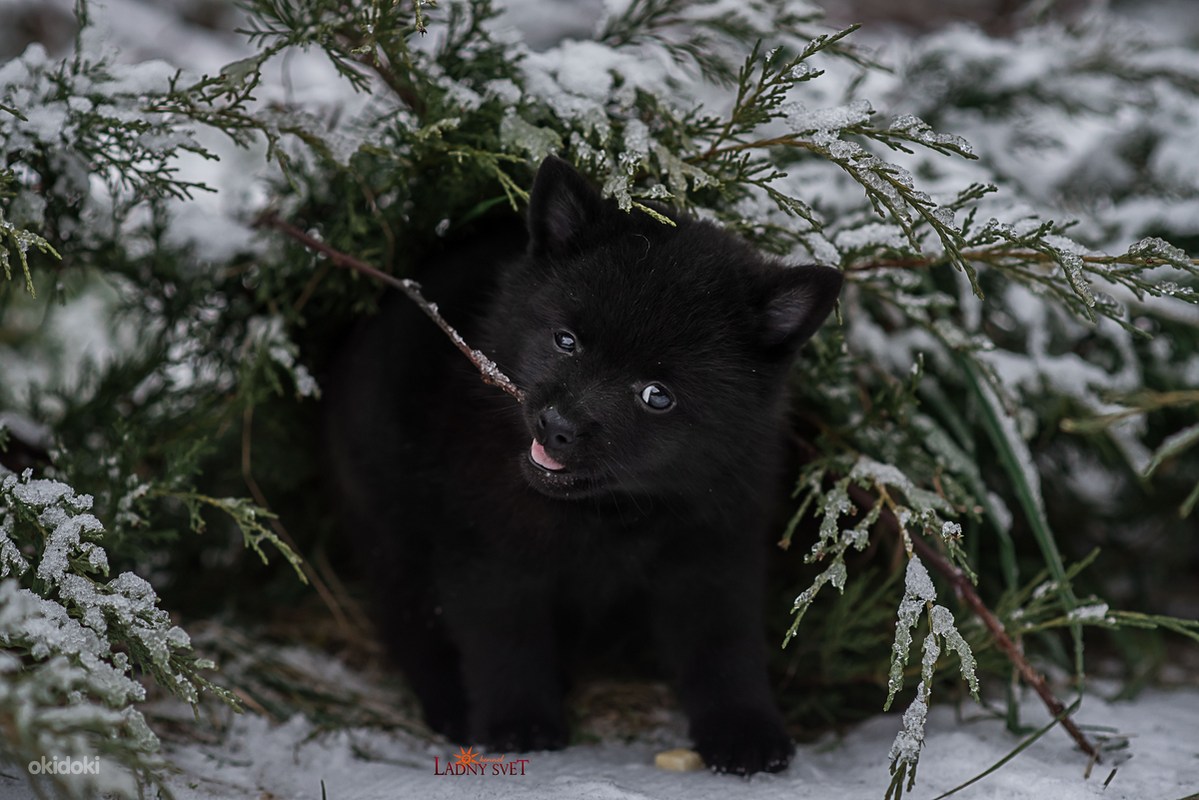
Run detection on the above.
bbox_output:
[1,0,1197,796]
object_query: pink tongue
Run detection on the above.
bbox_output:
[530,439,566,471]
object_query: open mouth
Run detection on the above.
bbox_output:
[529,439,566,472]
[522,439,598,497]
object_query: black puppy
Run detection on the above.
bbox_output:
[326,156,842,775]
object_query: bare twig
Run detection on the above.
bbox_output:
[256,213,525,402]
[843,481,1102,763]
[240,402,365,638]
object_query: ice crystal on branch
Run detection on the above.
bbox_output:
[882,557,979,800]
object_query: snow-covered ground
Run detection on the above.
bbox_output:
[162,689,1199,800]
[3,683,1196,799]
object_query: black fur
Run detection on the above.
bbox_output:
[325,156,843,775]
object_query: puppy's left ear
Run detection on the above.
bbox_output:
[527,155,606,258]
[758,265,844,350]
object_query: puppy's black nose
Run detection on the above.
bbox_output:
[537,407,577,448]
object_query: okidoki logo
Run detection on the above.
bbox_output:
[433,746,530,776]
[27,755,101,775]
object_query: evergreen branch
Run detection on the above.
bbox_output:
[598,1,868,83]
[237,0,423,95]
[844,479,1101,763]
[0,214,60,297]
[848,238,1198,329]
[1060,389,1199,433]
[695,32,852,161]
[599,0,703,48]
[1016,609,1199,644]
[788,138,979,294]
[688,103,985,293]
[147,63,344,178]
[848,250,1199,272]
[159,489,306,582]
[1060,390,1199,518]
[692,120,977,165]
[412,0,431,35]
[445,146,529,209]
[256,213,526,402]
[791,443,1098,767]
[0,468,239,795]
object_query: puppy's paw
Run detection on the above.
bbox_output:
[691,707,794,776]
[479,713,568,752]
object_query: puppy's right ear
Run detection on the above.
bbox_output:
[527,156,605,257]
[757,265,844,352]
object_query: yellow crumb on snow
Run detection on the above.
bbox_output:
[653,748,704,772]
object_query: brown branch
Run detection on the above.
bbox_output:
[350,52,424,116]
[911,532,1101,763]
[256,213,525,403]
[843,481,1102,763]
[330,21,425,116]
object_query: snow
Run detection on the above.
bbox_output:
[889,683,930,771]
[1,471,106,585]
[889,114,974,156]
[0,513,28,578]
[33,507,104,584]
[1,681,1194,800]
[834,222,907,251]
[930,604,979,697]
[903,555,937,603]
[0,278,134,410]
[499,0,606,49]
[1068,603,1112,624]
[887,556,936,704]
[501,112,565,163]
[785,99,874,134]
[0,581,144,707]
[8,476,75,507]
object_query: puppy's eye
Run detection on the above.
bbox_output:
[639,383,674,411]
[553,331,577,353]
